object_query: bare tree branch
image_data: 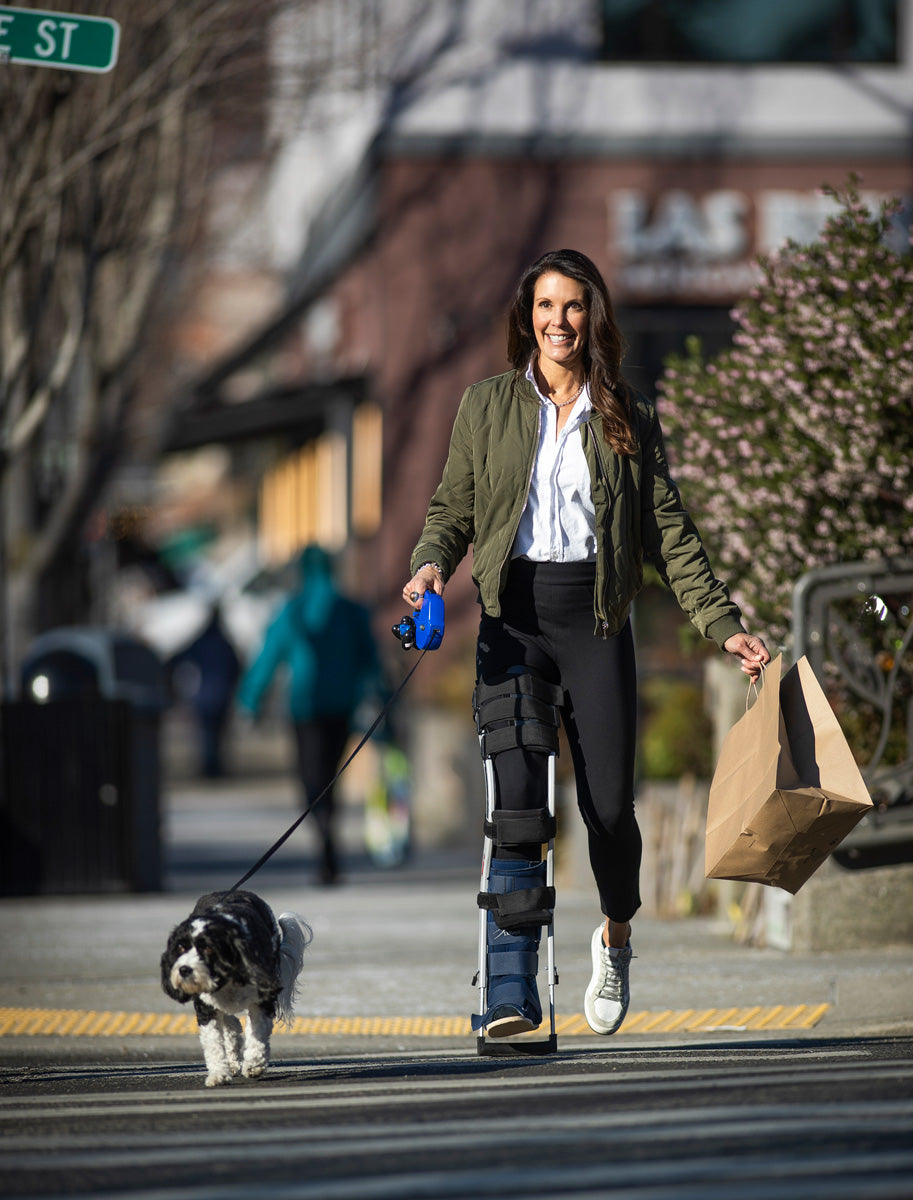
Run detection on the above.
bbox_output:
[0,0,287,666]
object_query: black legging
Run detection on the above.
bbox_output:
[476,558,642,923]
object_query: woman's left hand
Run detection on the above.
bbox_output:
[723,632,771,679]
[402,564,444,609]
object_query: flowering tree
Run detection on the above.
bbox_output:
[657,177,913,649]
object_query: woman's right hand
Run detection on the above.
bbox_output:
[402,565,444,610]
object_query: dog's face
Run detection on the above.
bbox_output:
[161,916,243,1002]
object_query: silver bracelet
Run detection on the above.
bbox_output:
[417,560,445,580]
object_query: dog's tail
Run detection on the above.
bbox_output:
[275,913,312,1025]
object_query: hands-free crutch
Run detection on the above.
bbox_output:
[472,673,563,1056]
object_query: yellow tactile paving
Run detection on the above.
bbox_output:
[0,1004,829,1039]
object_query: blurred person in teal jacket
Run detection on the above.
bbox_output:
[238,544,381,884]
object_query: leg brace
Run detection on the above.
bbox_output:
[473,673,562,1050]
[474,673,562,925]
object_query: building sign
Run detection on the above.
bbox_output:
[610,187,904,302]
[612,188,756,299]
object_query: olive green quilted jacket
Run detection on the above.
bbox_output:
[411,370,744,647]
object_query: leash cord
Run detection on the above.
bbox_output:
[228,650,427,893]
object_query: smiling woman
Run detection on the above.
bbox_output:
[401,247,769,1047]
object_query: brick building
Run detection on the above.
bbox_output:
[169,0,912,680]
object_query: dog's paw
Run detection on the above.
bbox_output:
[241,1056,268,1080]
[205,1071,232,1088]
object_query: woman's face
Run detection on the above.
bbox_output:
[531,271,590,374]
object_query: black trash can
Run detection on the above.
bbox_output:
[0,628,169,895]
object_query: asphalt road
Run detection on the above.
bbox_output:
[2,1035,912,1198]
[1,757,912,1198]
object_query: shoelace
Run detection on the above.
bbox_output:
[595,946,632,1001]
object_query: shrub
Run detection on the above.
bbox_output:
[639,676,714,780]
[656,175,913,648]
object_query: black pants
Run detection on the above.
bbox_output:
[197,709,230,778]
[293,715,351,875]
[476,559,642,923]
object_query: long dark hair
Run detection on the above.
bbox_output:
[506,249,637,455]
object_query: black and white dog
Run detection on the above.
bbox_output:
[161,890,311,1087]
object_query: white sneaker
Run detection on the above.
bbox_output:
[584,925,632,1035]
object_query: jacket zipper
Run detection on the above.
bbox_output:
[581,421,611,637]
[495,401,541,593]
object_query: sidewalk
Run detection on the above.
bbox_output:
[1,736,911,1063]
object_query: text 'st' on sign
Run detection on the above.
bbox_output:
[0,6,120,73]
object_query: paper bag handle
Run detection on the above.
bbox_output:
[744,660,766,711]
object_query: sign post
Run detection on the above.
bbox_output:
[0,5,119,73]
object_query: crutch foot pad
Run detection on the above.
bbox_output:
[477,1033,558,1057]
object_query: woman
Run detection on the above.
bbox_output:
[402,249,769,1039]
[239,545,381,885]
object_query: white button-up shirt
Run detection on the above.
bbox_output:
[512,361,596,563]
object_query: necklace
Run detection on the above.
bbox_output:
[552,380,586,409]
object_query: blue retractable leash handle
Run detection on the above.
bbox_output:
[392,590,445,651]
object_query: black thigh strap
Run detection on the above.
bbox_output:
[474,673,562,760]
[474,693,559,730]
[473,675,564,711]
[479,720,559,758]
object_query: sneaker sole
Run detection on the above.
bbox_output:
[584,992,622,1036]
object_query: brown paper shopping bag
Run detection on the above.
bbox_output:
[705,654,873,894]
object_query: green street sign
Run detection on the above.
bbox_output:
[0,5,119,73]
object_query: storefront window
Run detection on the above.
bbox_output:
[601,0,898,64]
